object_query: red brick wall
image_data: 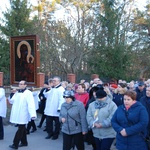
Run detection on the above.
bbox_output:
[67,74,76,83]
[0,72,3,86]
[37,73,45,87]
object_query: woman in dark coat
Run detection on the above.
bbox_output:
[111,90,149,150]
[112,83,127,107]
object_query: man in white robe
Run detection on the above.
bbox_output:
[0,86,7,140]
[44,76,65,140]
[9,80,36,150]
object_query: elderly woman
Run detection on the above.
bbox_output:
[111,90,149,150]
[87,89,117,150]
[60,90,88,150]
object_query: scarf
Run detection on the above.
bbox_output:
[94,99,107,109]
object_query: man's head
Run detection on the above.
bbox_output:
[128,81,135,91]
[19,80,27,89]
[93,78,103,85]
[52,76,61,87]
[138,81,145,91]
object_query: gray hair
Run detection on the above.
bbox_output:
[53,76,61,82]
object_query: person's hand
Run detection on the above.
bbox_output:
[61,118,66,123]
[104,87,111,95]
[120,128,127,136]
[11,89,17,93]
[82,132,87,135]
[31,117,36,120]
[94,123,102,128]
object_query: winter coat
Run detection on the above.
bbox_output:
[0,87,7,118]
[75,92,89,107]
[60,100,88,135]
[135,87,146,101]
[112,93,124,107]
[85,96,95,111]
[86,96,117,139]
[140,96,150,132]
[111,101,149,150]
[38,88,48,113]
[9,89,37,124]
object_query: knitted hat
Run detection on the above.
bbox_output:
[96,90,107,99]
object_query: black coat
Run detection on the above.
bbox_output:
[140,96,150,133]
[38,88,49,114]
[136,87,146,101]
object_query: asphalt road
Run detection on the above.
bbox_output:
[1,116,116,150]
[1,119,94,150]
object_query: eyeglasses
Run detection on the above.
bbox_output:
[63,96,70,98]
[53,80,59,82]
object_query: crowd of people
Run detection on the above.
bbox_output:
[0,76,150,150]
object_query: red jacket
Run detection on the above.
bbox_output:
[75,92,89,107]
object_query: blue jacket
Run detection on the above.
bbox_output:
[135,87,146,101]
[111,101,149,150]
[140,96,150,132]
[112,93,124,107]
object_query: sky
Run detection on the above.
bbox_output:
[0,0,37,13]
[0,0,148,18]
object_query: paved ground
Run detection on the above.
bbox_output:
[1,118,94,150]
[1,115,117,150]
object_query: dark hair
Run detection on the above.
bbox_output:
[78,83,86,90]
[71,96,75,101]
[119,83,127,88]
[124,90,137,100]
[48,78,53,83]
[21,80,27,85]
[53,76,61,82]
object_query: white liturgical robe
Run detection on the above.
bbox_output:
[0,87,7,118]
[9,89,37,124]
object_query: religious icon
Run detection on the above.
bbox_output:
[10,35,40,86]
[16,40,34,82]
